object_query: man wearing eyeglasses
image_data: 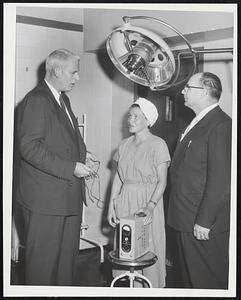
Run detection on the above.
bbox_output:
[167,72,232,289]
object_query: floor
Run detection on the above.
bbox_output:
[11,245,181,288]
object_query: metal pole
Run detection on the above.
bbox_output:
[193,48,233,54]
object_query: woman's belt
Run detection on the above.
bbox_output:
[123,179,157,185]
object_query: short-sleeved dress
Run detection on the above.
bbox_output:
[113,134,171,288]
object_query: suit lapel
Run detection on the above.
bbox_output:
[39,81,77,142]
[61,92,86,162]
[172,107,220,165]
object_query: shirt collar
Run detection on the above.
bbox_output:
[193,103,219,124]
[45,79,61,104]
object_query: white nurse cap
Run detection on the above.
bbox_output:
[134,97,159,127]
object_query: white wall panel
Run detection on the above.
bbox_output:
[203,38,233,117]
[182,36,234,118]
[15,23,83,104]
[16,5,83,25]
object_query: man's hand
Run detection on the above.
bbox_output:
[193,224,211,240]
[74,162,92,178]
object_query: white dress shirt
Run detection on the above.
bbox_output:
[180,103,219,141]
[45,80,74,128]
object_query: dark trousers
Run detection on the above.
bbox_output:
[22,206,81,286]
[176,230,229,289]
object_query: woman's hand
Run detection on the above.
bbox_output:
[135,202,155,225]
[107,201,118,228]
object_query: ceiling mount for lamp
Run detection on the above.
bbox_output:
[106,16,233,91]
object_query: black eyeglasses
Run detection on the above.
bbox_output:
[184,84,204,90]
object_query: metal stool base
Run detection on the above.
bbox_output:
[108,250,157,288]
[111,271,152,288]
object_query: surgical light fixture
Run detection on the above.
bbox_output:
[106,16,233,91]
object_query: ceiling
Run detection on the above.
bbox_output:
[83,7,234,52]
[15,4,234,52]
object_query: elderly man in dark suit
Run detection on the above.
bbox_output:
[16,49,95,285]
[167,72,232,289]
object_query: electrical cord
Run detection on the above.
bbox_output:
[85,160,104,209]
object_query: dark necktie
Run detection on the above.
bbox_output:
[59,93,66,112]
[59,93,74,129]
